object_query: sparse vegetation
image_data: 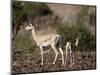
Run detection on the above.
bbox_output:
[12,1,96,74]
[14,35,35,50]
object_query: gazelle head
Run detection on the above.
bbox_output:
[25,23,34,31]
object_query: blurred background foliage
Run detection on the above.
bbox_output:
[12,1,52,40]
[12,1,96,51]
[57,22,96,51]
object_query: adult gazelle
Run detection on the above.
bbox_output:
[25,23,64,65]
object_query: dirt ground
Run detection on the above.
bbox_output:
[12,47,96,74]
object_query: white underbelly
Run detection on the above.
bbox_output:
[42,41,51,47]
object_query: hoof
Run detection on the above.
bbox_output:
[53,62,55,65]
[41,63,43,65]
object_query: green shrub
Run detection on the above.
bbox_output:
[14,35,36,51]
[57,22,96,51]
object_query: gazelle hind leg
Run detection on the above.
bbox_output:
[40,46,43,65]
[59,48,64,65]
[51,44,58,65]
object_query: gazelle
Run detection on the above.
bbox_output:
[65,38,79,64]
[25,23,64,65]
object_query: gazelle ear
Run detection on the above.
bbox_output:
[31,23,35,26]
[30,21,35,26]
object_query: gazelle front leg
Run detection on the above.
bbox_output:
[65,46,68,64]
[65,42,69,64]
[69,45,73,64]
[51,44,58,65]
[39,46,43,65]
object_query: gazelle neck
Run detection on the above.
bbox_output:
[32,27,37,40]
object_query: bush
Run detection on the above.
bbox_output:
[12,1,52,41]
[14,34,36,51]
[57,22,96,51]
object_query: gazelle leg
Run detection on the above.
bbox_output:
[51,44,58,65]
[39,46,43,65]
[72,51,75,63]
[69,45,72,64]
[59,47,64,65]
[65,45,68,64]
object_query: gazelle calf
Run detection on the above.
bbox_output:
[65,38,79,64]
[25,23,64,65]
